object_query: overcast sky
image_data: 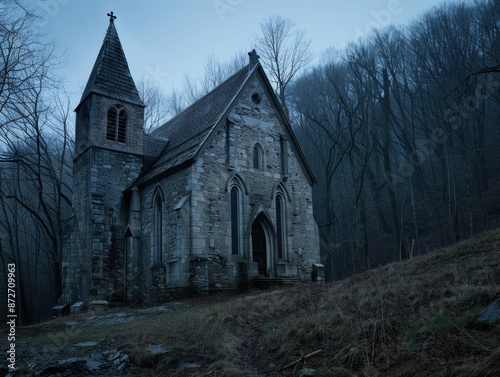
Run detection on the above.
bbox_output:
[32,0,461,106]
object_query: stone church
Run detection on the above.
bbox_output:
[60,15,320,305]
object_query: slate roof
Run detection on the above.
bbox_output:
[135,65,254,185]
[77,19,144,110]
[143,134,168,159]
[77,19,315,189]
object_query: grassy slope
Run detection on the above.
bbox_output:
[15,229,500,376]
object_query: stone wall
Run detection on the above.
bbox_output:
[61,147,91,304]
[71,148,143,303]
[75,95,144,157]
[139,169,191,302]
[83,148,142,301]
[187,73,319,288]
[62,90,144,304]
[136,73,320,302]
[124,188,141,303]
[65,71,320,306]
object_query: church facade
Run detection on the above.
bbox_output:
[60,16,320,305]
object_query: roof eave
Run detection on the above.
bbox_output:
[191,62,317,186]
[133,158,195,189]
[191,64,259,161]
[75,89,146,112]
[256,64,317,185]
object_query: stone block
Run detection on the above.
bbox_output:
[87,300,109,311]
[71,302,84,313]
[52,303,70,317]
[276,262,297,277]
[311,263,325,283]
[248,262,259,279]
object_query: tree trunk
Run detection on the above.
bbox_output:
[382,69,401,261]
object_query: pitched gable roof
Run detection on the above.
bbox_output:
[76,19,144,110]
[135,65,253,185]
[143,134,168,159]
[135,61,316,187]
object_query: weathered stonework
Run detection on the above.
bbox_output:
[61,91,145,305]
[200,75,317,281]
[136,74,320,299]
[139,169,191,301]
[61,19,320,307]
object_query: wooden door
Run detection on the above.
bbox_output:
[252,221,267,275]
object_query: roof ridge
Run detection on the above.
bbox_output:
[151,64,251,135]
[136,62,255,186]
[194,64,259,154]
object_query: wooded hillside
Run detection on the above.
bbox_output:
[291,0,500,279]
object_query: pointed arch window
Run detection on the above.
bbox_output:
[274,190,289,261]
[153,191,163,262]
[231,187,240,255]
[228,175,247,256]
[106,104,127,143]
[253,144,263,169]
[275,195,284,259]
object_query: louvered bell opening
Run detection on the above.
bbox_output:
[106,107,118,141]
[117,110,127,143]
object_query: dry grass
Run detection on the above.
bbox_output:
[13,229,500,376]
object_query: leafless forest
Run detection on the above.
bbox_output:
[291,0,500,280]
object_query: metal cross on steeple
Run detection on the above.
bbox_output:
[107,11,117,22]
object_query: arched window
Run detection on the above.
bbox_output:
[106,104,127,143]
[275,195,285,259]
[227,174,247,256]
[153,192,163,262]
[253,144,263,169]
[231,187,239,255]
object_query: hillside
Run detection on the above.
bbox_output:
[3,229,500,376]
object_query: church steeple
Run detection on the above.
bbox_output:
[74,12,144,158]
[77,12,144,110]
[65,12,146,305]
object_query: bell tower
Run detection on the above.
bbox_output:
[62,12,145,304]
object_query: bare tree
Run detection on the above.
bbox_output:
[180,51,247,105]
[292,62,353,278]
[201,52,247,93]
[137,51,247,133]
[137,77,170,133]
[291,0,500,280]
[0,89,73,323]
[0,1,61,131]
[164,87,185,118]
[254,14,312,116]
[0,0,71,323]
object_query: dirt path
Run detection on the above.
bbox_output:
[239,324,269,377]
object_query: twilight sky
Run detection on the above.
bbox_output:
[31,0,460,106]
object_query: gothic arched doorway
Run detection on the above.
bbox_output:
[252,219,267,275]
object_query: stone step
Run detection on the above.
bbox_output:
[252,276,302,288]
